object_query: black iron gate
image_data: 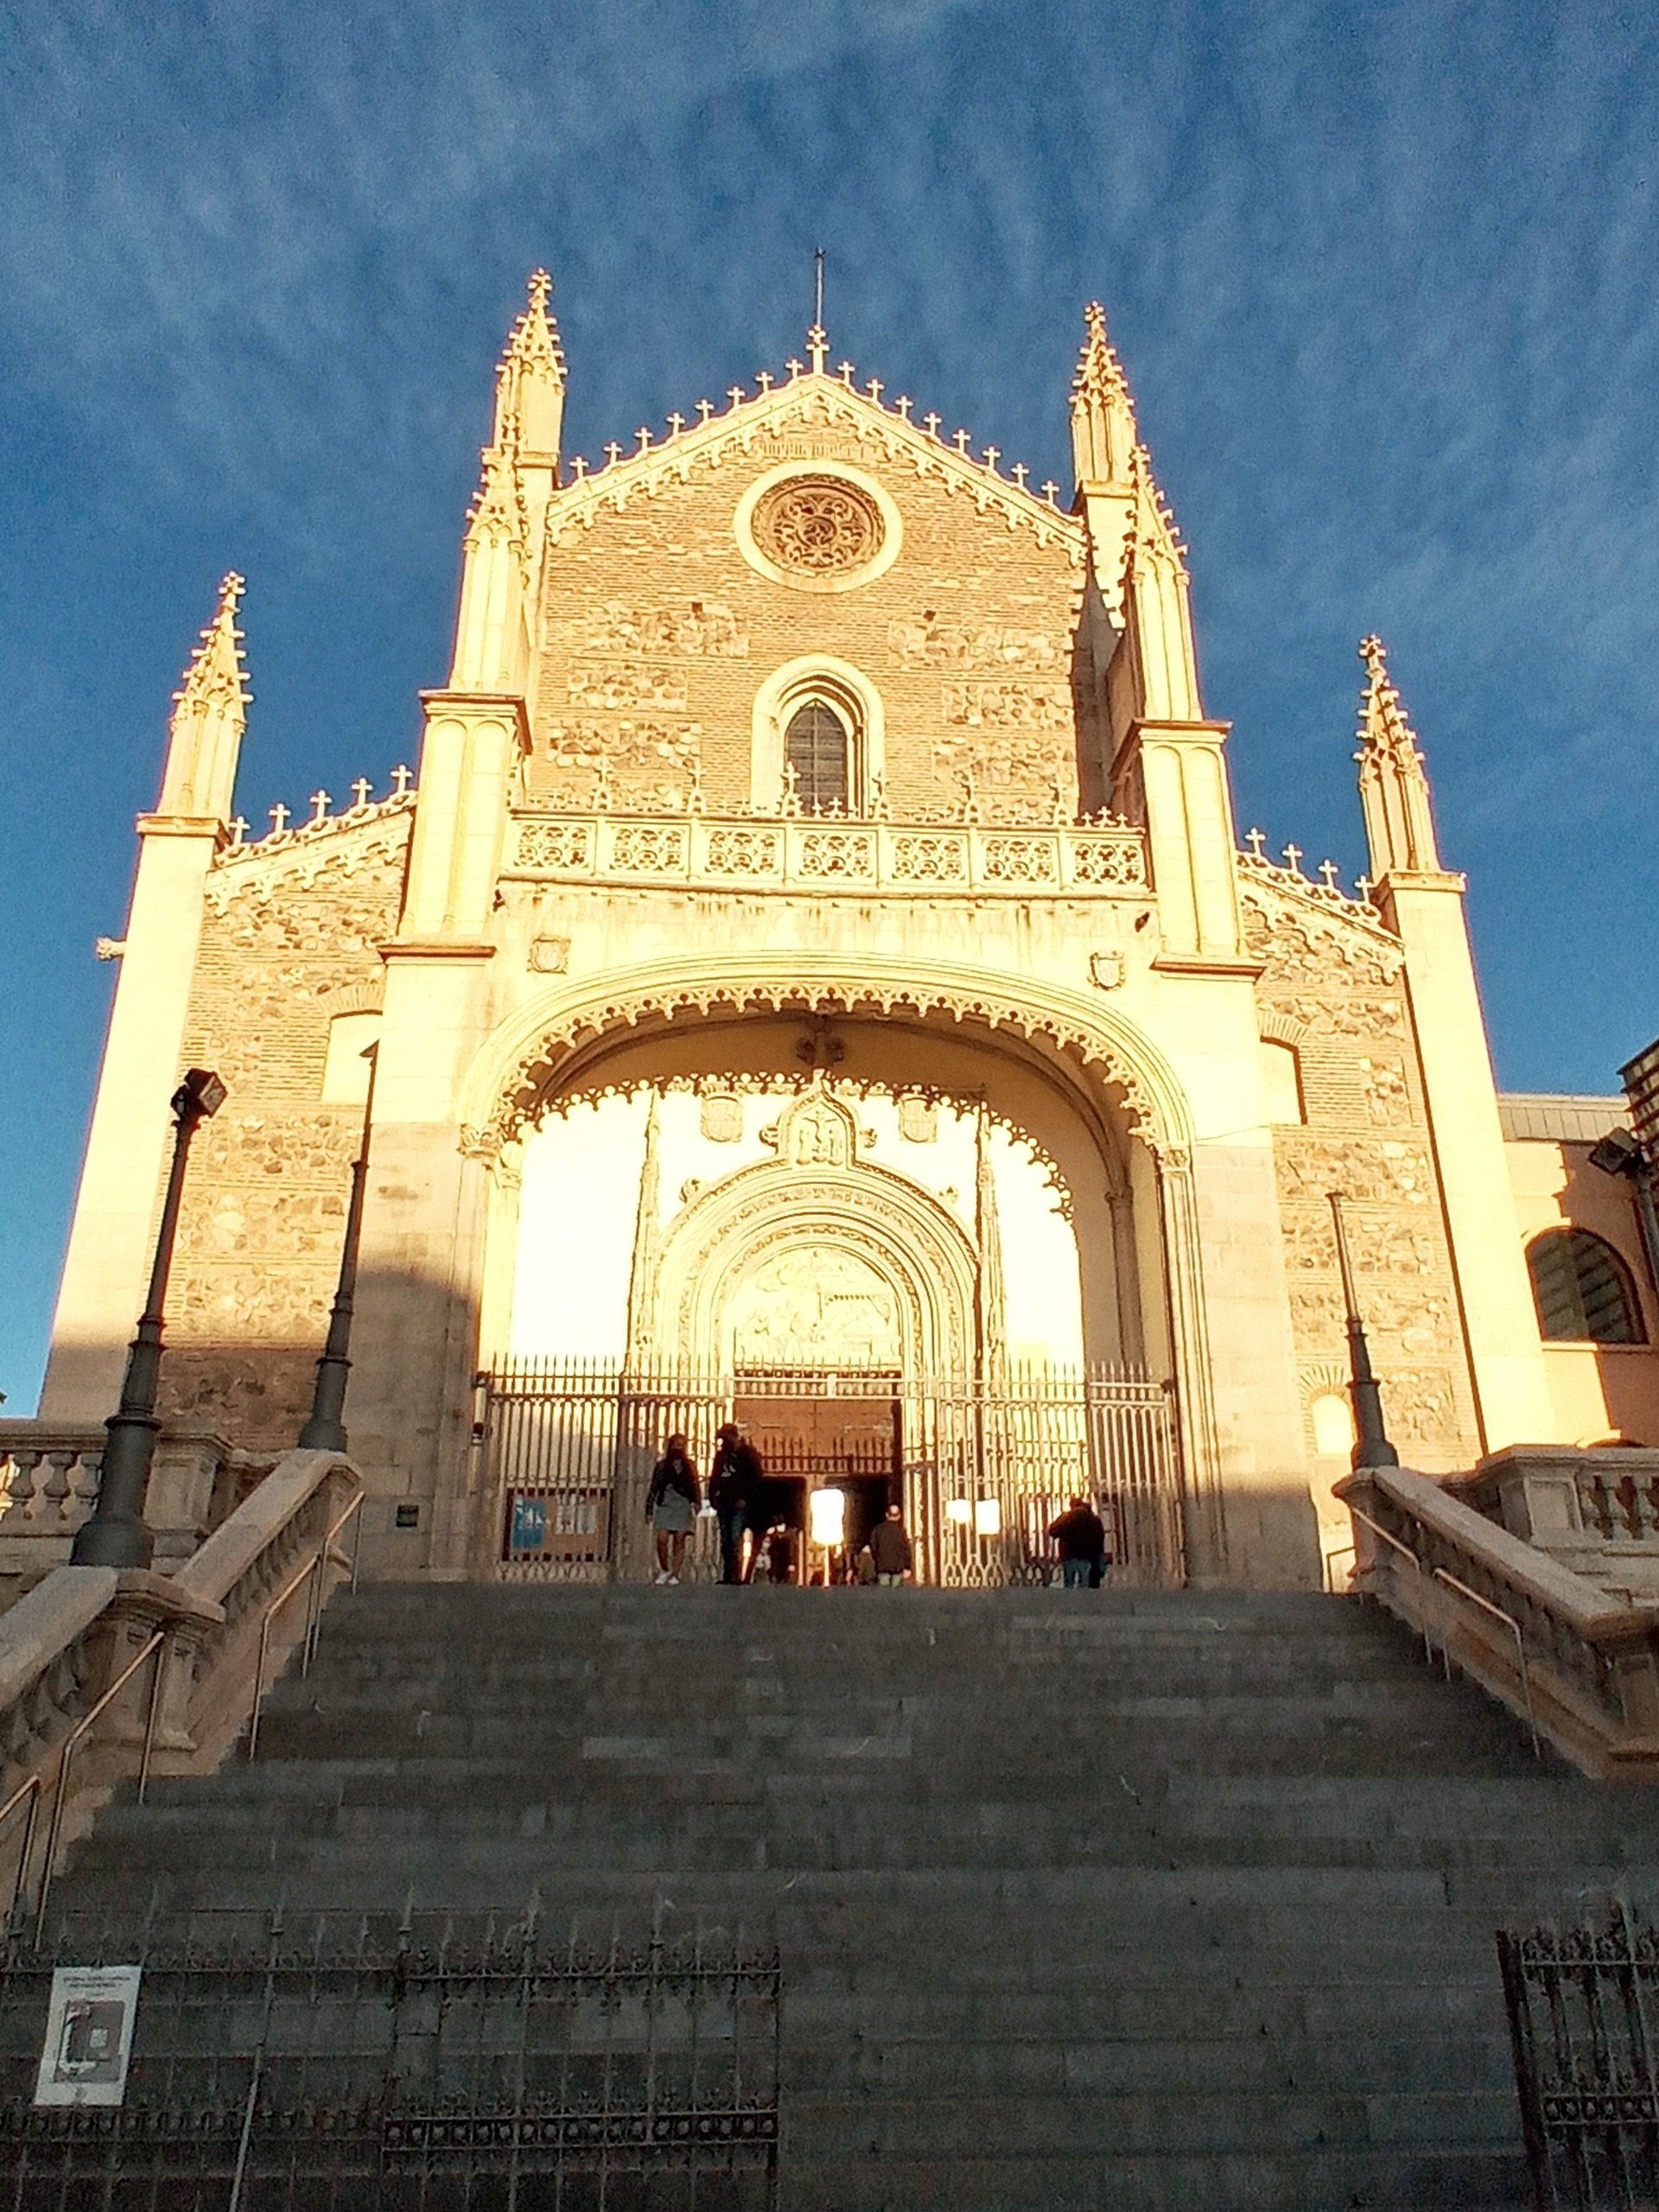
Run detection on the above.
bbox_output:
[1499,1911,1659,2211]
[0,1907,780,2208]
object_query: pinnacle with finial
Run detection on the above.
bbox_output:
[1357,633,1422,765]
[500,267,566,388]
[172,571,251,726]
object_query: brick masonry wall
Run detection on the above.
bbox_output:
[532,408,1096,817]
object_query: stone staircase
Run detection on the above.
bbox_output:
[53,1582,1659,2209]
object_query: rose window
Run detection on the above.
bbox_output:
[752,477,884,578]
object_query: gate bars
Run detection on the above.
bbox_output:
[478,1357,1185,1588]
[0,1904,780,2210]
[1499,1909,1659,2211]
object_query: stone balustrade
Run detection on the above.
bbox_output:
[0,1447,360,1911]
[1338,1463,1659,1781]
[1446,1446,1659,1604]
[505,809,1150,898]
[0,1422,264,1603]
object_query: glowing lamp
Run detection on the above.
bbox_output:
[809,1488,847,1548]
[944,1497,973,1528]
[974,1498,1001,1538]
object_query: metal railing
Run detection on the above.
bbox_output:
[245,1486,365,1762]
[1433,1565,1540,1759]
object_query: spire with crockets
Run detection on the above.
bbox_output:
[492,266,566,459]
[158,571,251,823]
[1356,633,1442,878]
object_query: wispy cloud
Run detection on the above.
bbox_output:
[1,0,1656,1396]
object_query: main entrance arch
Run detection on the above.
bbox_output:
[460,955,1217,1586]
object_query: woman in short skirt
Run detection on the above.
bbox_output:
[645,1433,701,1585]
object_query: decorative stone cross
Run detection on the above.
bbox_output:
[807,324,829,374]
[1012,462,1029,489]
[309,791,330,825]
[570,455,587,479]
[895,395,912,420]
[755,371,773,395]
[982,445,1001,474]
[634,426,652,452]
[667,411,685,435]
[228,817,249,849]
[1282,842,1303,876]
[952,429,971,455]
[923,411,942,438]
[836,362,855,385]
[1040,481,1059,505]
[604,442,622,467]
[696,398,715,423]
[351,777,372,809]
[1356,873,1374,904]
[391,763,412,797]
[727,388,745,411]
[781,760,802,816]
[784,362,803,382]
[269,802,290,836]
[1319,859,1340,891]
[1244,827,1268,861]
[866,378,883,404]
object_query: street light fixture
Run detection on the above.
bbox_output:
[1327,1192,1400,1471]
[71,1068,226,1569]
[1588,1126,1659,1300]
[297,1042,378,1452]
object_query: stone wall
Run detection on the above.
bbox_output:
[1240,861,1480,1471]
[533,404,1094,819]
[156,808,413,1447]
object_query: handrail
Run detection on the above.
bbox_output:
[32,1628,168,1942]
[245,1485,365,1763]
[1323,1539,1357,1594]
[1346,1504,1434,1662]
[0,1777,40,1928]
[1433,1566,1541,1760]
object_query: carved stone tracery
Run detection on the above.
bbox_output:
[752,475,884,577]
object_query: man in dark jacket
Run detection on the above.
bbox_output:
[1048,1496,1108,1590]
[709,1423,766,1584]
[868,1502,912,1586]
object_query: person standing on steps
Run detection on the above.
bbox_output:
[868,1501,912,1586]
[709,1421,766,1585]
[1048,1494,1107,1590]
[645,1433,701,1585]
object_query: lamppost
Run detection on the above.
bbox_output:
[1327,1191,1399,1471]
[297,1043,378,1452]
[72,1068,227,1568]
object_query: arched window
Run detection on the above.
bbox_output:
[1527,1229,1646,1345]
[785,699,850,812]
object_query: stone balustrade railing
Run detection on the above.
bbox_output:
[1338,1464,1659,1781]
[0,1423,264,1602]
[505,809,1150,897]
[0,1448,359,1917]
[1445,1446,1659,1605]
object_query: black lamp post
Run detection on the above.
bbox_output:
[1327,1191,1399,1471]
[297,1043,378,1452]
[72,1067,227,1569]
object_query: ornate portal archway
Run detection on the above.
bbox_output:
[641,1088,979,1375]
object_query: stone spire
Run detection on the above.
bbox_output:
[493,268,567,458]
[450,438,530,691]
[1070,301,1139,490]
[157,572,250,822]
[625,1094,664,1363]
[1357,634,1441,876]
[975,1107,1008,1389]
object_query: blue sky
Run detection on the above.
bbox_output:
[1,0,1656,1408]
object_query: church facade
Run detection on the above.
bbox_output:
[37,278,1659,1587]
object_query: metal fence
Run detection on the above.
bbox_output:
[480,1358,1184,1589]
[1498,1909,1659,2210]
[0,1906,780,2209]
